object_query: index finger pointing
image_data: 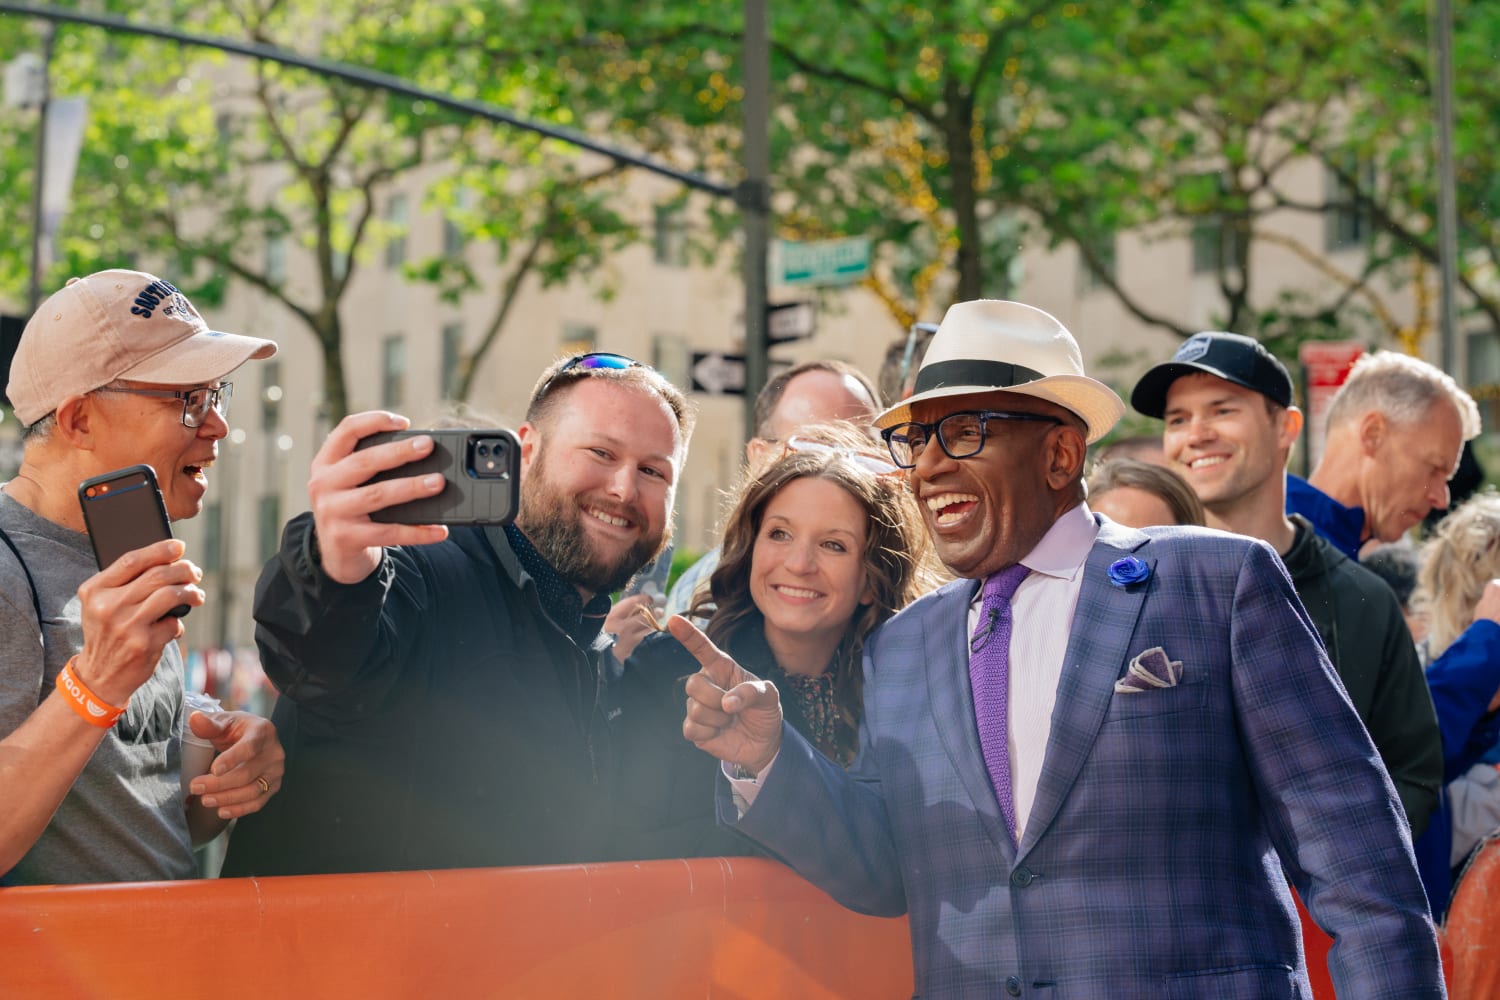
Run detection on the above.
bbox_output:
[666,614,744,690]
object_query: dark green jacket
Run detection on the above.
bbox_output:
[1282,515,1442,837]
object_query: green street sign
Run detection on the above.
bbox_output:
[776,237,871,287]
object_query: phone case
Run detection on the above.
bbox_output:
[77,465,191,619]
[356,429,521,526]
[78,465,175,570]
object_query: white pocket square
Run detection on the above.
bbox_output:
[1113,647,1184,694]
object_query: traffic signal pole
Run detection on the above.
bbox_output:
[738,0,771,439]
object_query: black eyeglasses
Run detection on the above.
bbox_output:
[881,409,1061,469]
[534,352,644,401]
[94,383,233,429]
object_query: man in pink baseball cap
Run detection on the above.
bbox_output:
[0,269,283,884]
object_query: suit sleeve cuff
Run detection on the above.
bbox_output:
[721,752,780,814]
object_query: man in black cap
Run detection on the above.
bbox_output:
[1132,332,1442,836]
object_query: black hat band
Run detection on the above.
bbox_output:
[913,358,1047,395]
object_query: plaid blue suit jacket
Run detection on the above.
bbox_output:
[727,518,1443,999]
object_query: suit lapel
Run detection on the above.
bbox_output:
[1018,526,1153,859]
[924,579,1016,859]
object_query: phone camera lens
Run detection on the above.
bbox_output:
[468,437,511,480]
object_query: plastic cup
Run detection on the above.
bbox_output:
[181,691,222,800]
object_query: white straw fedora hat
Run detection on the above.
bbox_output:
[873,299,1124,444]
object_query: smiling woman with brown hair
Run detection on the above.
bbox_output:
[607,423,941,859]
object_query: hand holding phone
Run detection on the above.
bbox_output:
[354,428,521,526]
[78,465,190,618]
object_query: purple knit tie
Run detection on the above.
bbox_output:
[970,563,1030,843]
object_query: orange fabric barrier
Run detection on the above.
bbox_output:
[1295,891,1336,999]
[1446,836,1500,1000]
[0,859,912,1000]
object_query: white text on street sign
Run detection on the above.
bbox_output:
[776,237,871,287]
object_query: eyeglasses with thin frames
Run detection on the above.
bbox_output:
[534,352,645,402]
[781,434,905,478]
[881,409,1061,469]
[94,383,233,429]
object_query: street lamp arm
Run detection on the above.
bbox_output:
[0,1,736,199]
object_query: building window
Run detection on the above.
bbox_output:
[654,204,688,267]
[201,502,222,572]
[440,323,463,399]
[560,323,597,357]
[651,333,689,387]
[1076,233,1117,294]
[381,335,406,409]
[1191,217,1246,274]
[1189,172,1247,275]
[443,187,471,259]
[257,494,281,563]
[265,234,288,286]
[442,217,464,259]
[1325,157,1375,252]
[260,360,282,432]
[385,193,408,269]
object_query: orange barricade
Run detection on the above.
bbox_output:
[0,859,912,1000]
[1295,890,1337,999]
[1446,836,1500,1000]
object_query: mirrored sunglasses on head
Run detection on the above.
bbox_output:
[535,352,646,400]
[782,434,904,477]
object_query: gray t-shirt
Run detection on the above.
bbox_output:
[0,490,194,884]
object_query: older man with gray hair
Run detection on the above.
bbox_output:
[1289,350,1481,559]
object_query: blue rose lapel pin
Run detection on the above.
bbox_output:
[1114,646,1184,694]
[1107,556,1151,588]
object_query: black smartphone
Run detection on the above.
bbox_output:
[77,465,190,618]
[355,428,522,526]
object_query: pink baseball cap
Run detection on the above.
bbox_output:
[7,269,277,426]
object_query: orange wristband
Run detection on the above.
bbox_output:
[55,658,126,729]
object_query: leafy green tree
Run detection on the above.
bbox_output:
[431,0,1107,338]
[0,0,645,419]
[1031,0,1500,356]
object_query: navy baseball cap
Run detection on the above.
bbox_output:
[1130,332,1293,418]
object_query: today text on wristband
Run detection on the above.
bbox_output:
[56,658,125,729]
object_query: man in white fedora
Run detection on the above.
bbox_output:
[669,300,1442,997]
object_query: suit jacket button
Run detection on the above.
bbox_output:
[1010,865,1034,887]
[1005,975,1023,995]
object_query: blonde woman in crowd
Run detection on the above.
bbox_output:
[1410,493,1500,916]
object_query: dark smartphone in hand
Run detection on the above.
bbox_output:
[77,465,190,618]
[355,428,522,526]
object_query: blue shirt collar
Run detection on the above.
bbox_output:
[1285,473,1365,561]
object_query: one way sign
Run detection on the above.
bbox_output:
[690,352,747,395]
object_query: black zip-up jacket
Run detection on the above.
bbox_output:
[222,514,616,876]
[1281,515,1443,838]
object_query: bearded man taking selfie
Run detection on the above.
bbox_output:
[223,353,692,875]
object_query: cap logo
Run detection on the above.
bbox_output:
[128,278,184,319]
[1173,334,1212,363]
